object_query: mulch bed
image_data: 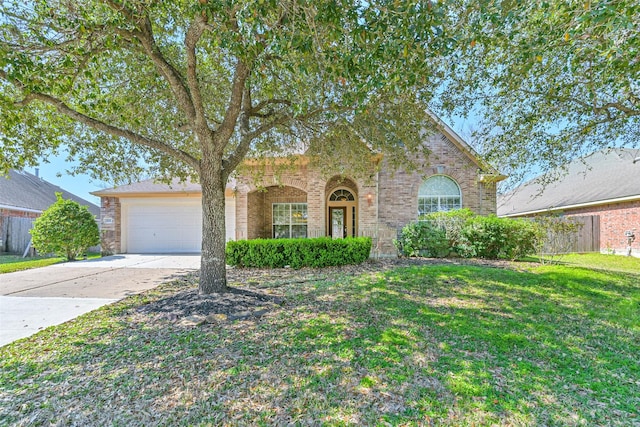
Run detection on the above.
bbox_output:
[134,257,515,326]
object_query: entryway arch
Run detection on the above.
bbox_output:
[325,176,358,238]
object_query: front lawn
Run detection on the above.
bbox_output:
[0,254,65,274]
[0,252,101,274]
[550,252,640,274]
[1,260,638,425]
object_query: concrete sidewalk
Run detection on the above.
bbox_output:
[0,254,200,347]
[0,296,117,345]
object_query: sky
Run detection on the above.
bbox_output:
[29,115,480,207]
[32,155,105,206]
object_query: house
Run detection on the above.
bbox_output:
[0,169,100,253]
[498,148,640,256]
[95,119,504,256]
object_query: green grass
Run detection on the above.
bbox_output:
[1,261,639,426]
[0,255,65,273]
[0,252,102,274]
[548,252,640,274]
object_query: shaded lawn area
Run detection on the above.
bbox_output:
[1,261,638,426]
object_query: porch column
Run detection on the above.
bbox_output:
[307,172,325,238]
[235,187,248,240]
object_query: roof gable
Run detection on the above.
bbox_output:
[424,111,503,179]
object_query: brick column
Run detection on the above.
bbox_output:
[99,197,121,254]
[307,171,325,237]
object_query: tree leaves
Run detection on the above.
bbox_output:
[0,0,463,184]
[438,0,640,187]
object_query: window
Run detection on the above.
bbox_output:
[329,189,355,201]
[418,175,461,217]
[273,203,308,238]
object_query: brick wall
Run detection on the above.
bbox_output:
[99,197,121,254]
[246,186,307,238]
[0,208,40,219]
[565,200,640,255]
[377,133,496,231]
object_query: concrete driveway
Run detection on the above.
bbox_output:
[0,254,200,347]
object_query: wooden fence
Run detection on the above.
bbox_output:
[538,215,600,254]
[0,216,35,255]
[571,215,601,253]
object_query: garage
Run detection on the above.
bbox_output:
[93,178,237,254]
[121,197,236,253]
[122,198,201,253]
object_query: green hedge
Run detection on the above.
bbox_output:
[458,215,541,259]
[226,237,372,268]
[395,210,543,260]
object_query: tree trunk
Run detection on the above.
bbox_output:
[199,161,228,294]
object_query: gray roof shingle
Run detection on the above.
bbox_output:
[91,177,202,196]
[0,170,100,217]
[498,148,640,216]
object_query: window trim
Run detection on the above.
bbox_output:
[418,175,462,217]
[272,203,308,238]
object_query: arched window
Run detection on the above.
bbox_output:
[418,175,461,217]
[329,189,355,201]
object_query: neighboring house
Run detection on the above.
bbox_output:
[95,118,504,257]
[498,148,640,256]
[0,169,100,253]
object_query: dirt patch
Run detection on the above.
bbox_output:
[134,257,520,326]
[136,287,284,324]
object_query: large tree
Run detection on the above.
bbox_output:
[439,0,640,185]
[0,1,462,293]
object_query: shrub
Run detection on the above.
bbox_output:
[459,215,541,259]
[396,210,541,260]
[30,193,100,261]
[394,221,449,258]
[226,237,372,268]
[500,218,544,260]
[421,208,475,252]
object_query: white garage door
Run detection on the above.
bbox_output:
[122,197,237,253]
[124,199,202,253]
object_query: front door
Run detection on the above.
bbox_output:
[329,207,346,238]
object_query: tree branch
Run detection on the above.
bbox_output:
[17,92,200,171]
[217,60,251,145]
[103,1,198,124]
[222,107,326,175]
[513,88,640,118]
[250,99,292,116]
[185,14,209,134]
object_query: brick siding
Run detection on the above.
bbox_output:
[100,131,499,257]
[378,133,496,230]
[99,197,121,254]
[565,200,640,256]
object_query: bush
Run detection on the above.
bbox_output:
[226,237,372,268]
[533,215,583,262]
[30,193,100,261]
[459,215,541,260]
[394,221,449,258]
[421,208,475,252]
[396,209,541,260]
